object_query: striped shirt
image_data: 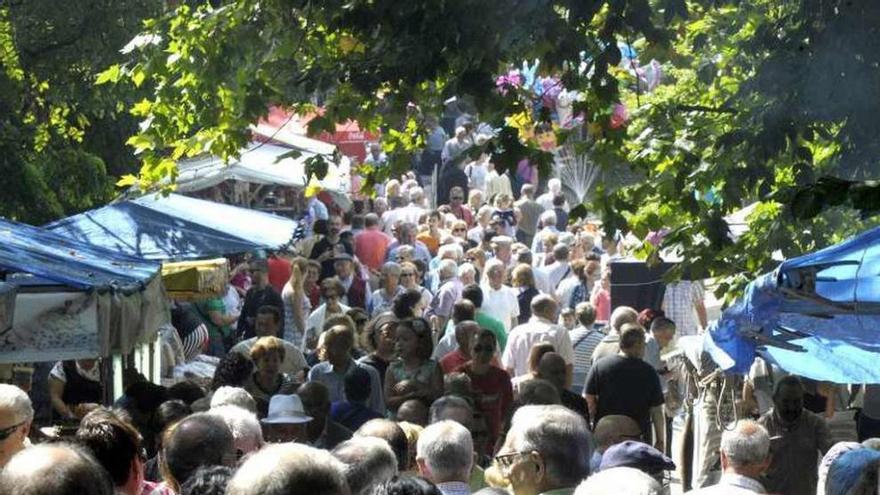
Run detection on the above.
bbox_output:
[568,324,606,394]
[662,280,704,336]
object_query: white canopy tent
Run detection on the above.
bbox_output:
[174,140,351,206]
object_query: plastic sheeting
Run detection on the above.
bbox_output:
[173,141,350,196]
[707,226,880,383]
[46,193,297,261]
[0,217,161,292]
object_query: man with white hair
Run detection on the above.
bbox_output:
[494,405,592,495]
[575,466,662,495]
[481,258,519,332]
[226,443,350,495]
[0,442,115,495]
[685,420,771,494]
[332,436,398,495]
[531,210,560,255]
[590,305,639,365]
[398,187,428,226]
[210,385,257,413]
[205,405,264,457]
[417,420,474,495]
[537,178,566,211]
[0,384,32,468]
[429,258,463,334]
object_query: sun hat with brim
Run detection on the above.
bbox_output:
[261,394,313,424]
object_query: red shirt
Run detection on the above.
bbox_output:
[267,256,291,293]
[440,349,470,374]
[354,227,391,272]
[456,362,513,451]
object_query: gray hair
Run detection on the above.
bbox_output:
[0,442,115,495]
[539,210,558,227]
[381,261,402,277]
[416,420,473,483]
[720,420,770,468]
[457,262,476,279]
[332,437,398,495]
[429,395,473,425]
[437,243,463,262]
[0,384,33,424]
[438,259,458,280]
[508,405,592,486]
[552,243,570,262]
[409,187,424,203]
[574,467,661,495]
[205,405,264,455]
[210,386,257,413]
[609,306,638,333]
[227,443,349,495]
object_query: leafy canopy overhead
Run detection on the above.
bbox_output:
[104,0,880,295]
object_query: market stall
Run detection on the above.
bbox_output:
[707,225,880,383]
[45,193,298,261]
[0,217,169,403]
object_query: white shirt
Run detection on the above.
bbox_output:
[555,276,581,306]
[502,316,574,377]
[465,161,488,191]
[304,303,351,350]
[485,170,512,200]
[539,261,572,290]
[685,473,766,494]
[481,284,520,331]
[230,337,308,375]
[531,226,559,254]
[397,204,427,227]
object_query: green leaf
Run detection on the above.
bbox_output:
[96,64,121,85]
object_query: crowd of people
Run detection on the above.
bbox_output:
[2,123,880,495]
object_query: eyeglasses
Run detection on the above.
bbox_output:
[493,451,532,471]
[0,421,25,441]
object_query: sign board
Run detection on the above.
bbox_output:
[0,291,99,363]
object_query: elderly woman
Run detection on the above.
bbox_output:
[244,337,293,418]
[399,261,433,309]
[458,262,477,286]
[370,262,404,317]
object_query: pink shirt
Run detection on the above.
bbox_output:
[591,289,611,322]
[354,227,391,271]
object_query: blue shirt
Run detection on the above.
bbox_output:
[330,401,384,431]
[308,359,385,415]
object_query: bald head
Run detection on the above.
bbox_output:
[0,443,115,495]
[355,419,409,471]
[594,415,641,451]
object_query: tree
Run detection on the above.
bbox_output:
[0,0,162,224]
[107,0,880,296]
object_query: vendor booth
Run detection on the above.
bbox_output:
[0,217,169,404]
[707,225,880,384]
[45,193,298,261]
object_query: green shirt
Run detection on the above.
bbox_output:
[444,311,508,351]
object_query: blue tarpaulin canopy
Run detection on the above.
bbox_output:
[0,217,160,292]
[45,193,298,261]
[707,226,880,383]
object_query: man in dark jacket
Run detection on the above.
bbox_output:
[236,260,284,341]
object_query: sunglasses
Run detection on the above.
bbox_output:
[473,345,494,353]
[0,421,25,441]
[401,272,415,277]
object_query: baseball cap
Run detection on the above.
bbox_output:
[599,440,675,474]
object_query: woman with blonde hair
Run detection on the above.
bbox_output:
[511,263,540,325]
[244,336,294,418]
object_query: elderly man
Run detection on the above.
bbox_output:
[493,405,591,495]
[757,375,832,495]
[686,420,771,494]
[206,405,264,457]
[590,305,639,365]
[386,222,432,265]
[0,443,115,495]
[430,259,463,334]
[355,419,410,471]
[502,295,574,387]
[539,243,573,290]
[0,384,32,468]
[531,210,559,255]
[585,324,665,452]
[226,443,349,495]
[481,259,520,332]
[417,421,474,495]
[261,394,314,444]
[162,412,236,492]
[230,305,308,377]
[332,437,398,495]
